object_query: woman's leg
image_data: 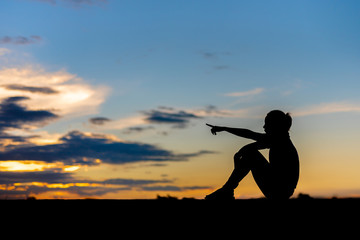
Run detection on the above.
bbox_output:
[205,144,271,200]
[230,146,292,199]
[223,145,271,192]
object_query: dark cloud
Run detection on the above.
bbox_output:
[0,132,36,143]
[0,170,72,185]
[200,51,218,59]
[0,36,42,45]
[122,126,154,134]
[0,96,58,132]
[0,130,214,165]
[0,172,133,198]
[141,185,182,191]
[89,117,111,125]
[0,171,209,198]
[0,170,170,187]
[143,107,202,128]
[102,178,171,186]
[176,150,218,159]
[203,105,218,114]
[3,84,58,94]
[141,185,211,192]
[26,185,129,197]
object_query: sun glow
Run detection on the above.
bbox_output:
[0,161,81,172]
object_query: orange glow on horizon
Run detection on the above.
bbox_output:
[0,161,81,172]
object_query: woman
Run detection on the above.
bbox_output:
[205,110,299,200]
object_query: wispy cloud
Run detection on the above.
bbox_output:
[0,129,214,198]
[89,117,111,125]
[143,107,202,129]
[293,101,360,117]
[97,105,262,136]
[224,88,265,97]
[0,66,109,116]
[0,96,58,132]
[3,84,58,94]
[100,106,205,133]
[0,170,210,198]
[141,185,210,192]
[0,36,42,45]
[0,130,215,165]
[199,50,232,71]
[0,63,109,150]
[199,51,231,59]
[0,48,11,56]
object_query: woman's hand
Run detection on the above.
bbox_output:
[206,123,224,135]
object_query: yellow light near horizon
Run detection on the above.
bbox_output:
[44,183,100,189]
[0,161,52,171]
[0,161,81,172]
[63,165,81,172]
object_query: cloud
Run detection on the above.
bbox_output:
[224,88,265,97]
[102,178,171,186]
[199,51,232,71]
[141,185,210,192]
[26,185,128,197]
[0,127,215,198]
[3,84,58,94]
[0,169,209,198]
[199,51,231,59]
[97,106,211,133]
[143,107,202,128]
[201,51,217,59]
[89,117,111,125]
[0,130,215,165]
[0,48,11,56]
[0,171,136,198]
[97,105,261,136]
[97,106,204,131]
[0,170,72,185]
[293,101,360,117]
[0,96,58,132]
[122,126,154,134]
[191,105,263,119]
[0,36,42,45]
[0,66,109,116]
[0,133,36,143]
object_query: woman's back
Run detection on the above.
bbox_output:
[269,136,299,192]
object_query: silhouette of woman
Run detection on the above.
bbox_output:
[205,110,299,200]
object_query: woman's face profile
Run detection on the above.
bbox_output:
[263,117,271,134]
[263,114,280,134]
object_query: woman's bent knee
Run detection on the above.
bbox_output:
[237,144,259,157]
[234,145,263,169]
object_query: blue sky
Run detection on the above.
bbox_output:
[1,0,360,199]
[3,0,360,107]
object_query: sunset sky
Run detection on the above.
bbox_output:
[1,0,360,199]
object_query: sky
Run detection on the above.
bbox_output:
[0,0,360,199]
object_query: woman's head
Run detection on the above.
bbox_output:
[263,110,292,134]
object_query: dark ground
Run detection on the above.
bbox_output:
[3,194,359,234]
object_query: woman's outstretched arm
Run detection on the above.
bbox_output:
[206,123,265,141]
